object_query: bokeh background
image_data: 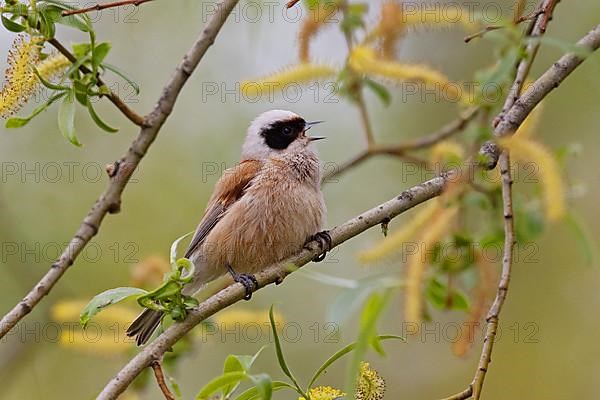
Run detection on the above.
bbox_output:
[1,0,600,398]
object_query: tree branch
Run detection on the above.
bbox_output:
[0,0,241,340]
[47,38,145,126]
[323,107,480,182]
[151,360,176,400]
[61,0,154,16]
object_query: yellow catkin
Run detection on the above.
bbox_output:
[499,136,566,221]
[515,103,543,138]
[0,35,42,118]
[349,46,461,99]
[356,362,386,400]
[298,2,338,62]
[452,250,494,357]
[299,386,345,400]
[130,255,171,289]
[51,300,138,327]
[358,200,440,264]
[59,332,132,355]
[430,141,465,164]
[404,206,458,325]
[376,1,405,59]
[241,64,338,98]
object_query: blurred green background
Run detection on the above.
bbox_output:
[1,0,600,398]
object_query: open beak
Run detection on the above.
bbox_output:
[305,120,325,141]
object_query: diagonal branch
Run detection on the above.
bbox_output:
[0,0,241,341]
[324,107,480,182]
[98,173,453,400]
[61,0,154,16]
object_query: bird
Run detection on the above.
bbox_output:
[127,109,331,345]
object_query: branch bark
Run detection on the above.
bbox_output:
[323,107,480,182]
[61,0,154,16]
[151,360,176,400]
[97,173,452,400]
[0,0,241,340]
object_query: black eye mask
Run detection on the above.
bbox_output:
[260,117,306,150]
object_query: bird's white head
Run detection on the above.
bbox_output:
[241,109,324,160]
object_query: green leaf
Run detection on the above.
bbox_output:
[565,210,598,267]
[91,42,111,68]
[57,14,90,32]
[72,43,92,58]
[79,287,147,328]
[235,381,297,400]
[195,371,248,400]
[308,335,404,388]
[364,77,391,106]
[249,374,272,400]
[170,231,194,265]
[33,67,70,91]
[1,15,27,32]
[269,306,307,398]
[101,63,141,95]
[5,92,66,128]
[222,346,267,398]
[425,278,469,311]
[345,290,392,396]
[58,90,81,146]
[86,99,119,133]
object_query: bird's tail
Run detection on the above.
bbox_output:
[126,309,163,346]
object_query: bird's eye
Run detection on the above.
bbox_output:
[282,126,293,136]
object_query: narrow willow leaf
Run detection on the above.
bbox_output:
[195,371,247,400]
[79,287,147,328]
[249,374,272,400]
[58,90,81,146]
[5,92,66,128]
[102,63,140,94]
[86,99,118,133]
[1,15,27,32]
[170,231,194,265]
[92,42,111,68]
[345,290,393,396]
[234,381,297,400]
[222,346,267,397]
[364,77,391,106]
[269,306,307,398]
[308,335,404,388]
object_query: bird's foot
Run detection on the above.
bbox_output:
[227,264,259,300]
[306,230,332,262]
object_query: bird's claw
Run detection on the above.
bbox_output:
[227,264,259,300]
[307,230,332,262]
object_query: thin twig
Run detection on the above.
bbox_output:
[48,38,145,127]
[324,107,480,182]
[0,0,241,341]
[495,0,561,127]
[61,0,154,16]
[151,360,176,400]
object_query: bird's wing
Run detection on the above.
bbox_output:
[183,159,262,259]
